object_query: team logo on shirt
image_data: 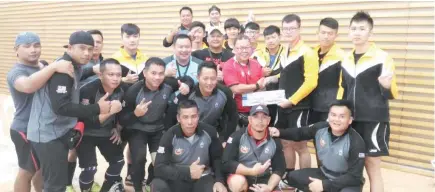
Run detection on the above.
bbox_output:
[264,147,270,154]
[200,142,204,148]
[122,100,126,107]
[163,94,167,99]
[215,102,219,108]
[320,139,326,148]
[175,148,184,155]
[338,150,343,156]
[157,146,165,154]
[81,99,89,105]
[240,146,249,153]
[56,85,67,94]
[173,97,178,104]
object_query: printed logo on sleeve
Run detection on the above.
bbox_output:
[227,137,233,144]
[157,146,165,154]
[358,153,365,158]
[56,86,67,94]
[121,100,126,107]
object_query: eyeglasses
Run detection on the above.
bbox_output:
[282,27,299,32]
[235,47,250,52]
[245,30,259,35]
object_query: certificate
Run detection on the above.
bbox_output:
[242,90,286,106]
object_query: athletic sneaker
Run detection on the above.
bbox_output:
[278,179,294,190]
[66,185,76,192]
[109,182,125,192]
[125,175,147,187]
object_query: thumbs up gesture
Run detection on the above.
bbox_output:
[98,93,111,114]
[190,158,205,179]
[178,80,190,95]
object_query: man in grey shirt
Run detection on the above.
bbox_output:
[7,32,73,192]
[27,31,112,192]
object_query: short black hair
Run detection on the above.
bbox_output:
[282,14,301,27]
[198,61,217,75]
[180,6,193,15]
[234,34,250,46]
[329,100,353,117]
[263,25,280,36]
[173,33,191,45]
[87,29,104,40]
[100,58,121,73]
[245,22,260,31]
[319,17,339,30]
[224,18,241,30]
[190,21,206,32]
[208,5,221,14]
[144,57,166,70]
[177,100,199,114]
[350,11,374,29]
[121,23,140,36]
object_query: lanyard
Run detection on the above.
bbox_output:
[174,55,191,77]
[208,48,223,67]
[233,58,251,83]
[266,45,284,69]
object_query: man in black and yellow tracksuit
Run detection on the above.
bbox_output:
[339,11,399,192]
[277,14,319,181]
[310,18,344,124]
[252,25,285,126]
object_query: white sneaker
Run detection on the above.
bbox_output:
[109,181,125,192]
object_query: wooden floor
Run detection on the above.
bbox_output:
[0,142,433,192]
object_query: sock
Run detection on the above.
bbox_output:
[146,164,154,185]
[68,162,77,186]
[127,163,132,175]
[282,168,295,179]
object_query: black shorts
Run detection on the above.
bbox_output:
[32,136,70,192]
[127,129,163,153]
[76,135,124,168]
[352,121,390,157]
[287,168,362,192]
[309,110,329,124]
[275,108,310,129]
[10,129,39,173]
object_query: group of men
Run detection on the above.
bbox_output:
[7,4,397,192]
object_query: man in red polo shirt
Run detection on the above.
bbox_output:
[223,34,265,129]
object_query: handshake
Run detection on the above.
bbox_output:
[97,93,123,115]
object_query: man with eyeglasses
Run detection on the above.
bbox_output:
[276,14,319,189]
[222,35,267,129]
[244,22,262,56]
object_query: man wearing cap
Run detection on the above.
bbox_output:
[79,29,105,87]
[7,32,74,192]
[222,105,285,192]
[192,27,234,82]
[151,100,227,192]
[27,31,112,192]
